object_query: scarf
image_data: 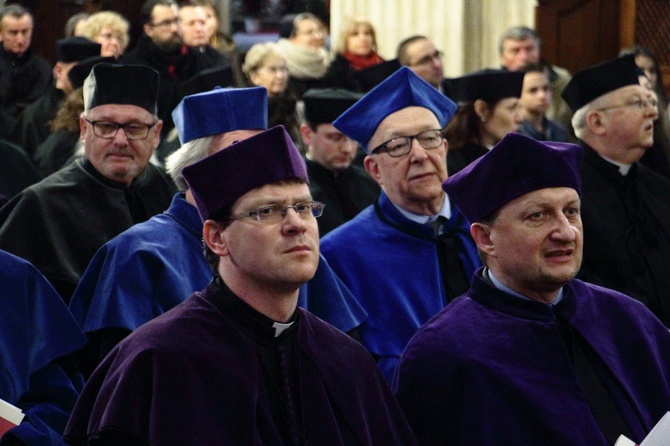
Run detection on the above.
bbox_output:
[276,38,330,80]
[342,50,383,71]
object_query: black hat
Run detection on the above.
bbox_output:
[56,37,101,63]
[303,88,363,126]
[353,59,402,92]
[83,63,160,114]
[178,65,234,101]
[561,54,640,111]
[68,56,116,90]
[447,69,524,103]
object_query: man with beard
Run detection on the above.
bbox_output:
[121,0,216,136]
[394,133,670,445]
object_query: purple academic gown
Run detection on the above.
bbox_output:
[394,268,670,445]
[64,279,417,445]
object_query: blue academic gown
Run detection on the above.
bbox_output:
[321,192,481,382]
[0,250,87,445]
[394,269,670,445]
[69,193,366,347]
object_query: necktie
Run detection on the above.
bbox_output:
[431,216,469,301]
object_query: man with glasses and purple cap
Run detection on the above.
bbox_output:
[562,54,670,326]
[321,67,482,383]
[394,133,670,445]
[68,86,365,377]
[0,63,176,303]
[64,125,417,446]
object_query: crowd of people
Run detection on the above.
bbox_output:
[0,0,669,445]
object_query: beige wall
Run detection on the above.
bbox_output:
[330,0,536,77]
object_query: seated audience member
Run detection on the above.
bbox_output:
[243,42,301,143]
[562,54,670,326]
[0,64,176,303]
[322,14,383,91]
[0,138,42,204]
[321,68,482,382]
[0,249,87,445]
[445,69,524,174]
[300,88,380,235]
[276,12,330,99]
[517,63,569,142]
[499,25,573,135]
[0,4,52,117]
[395,133,670,445]
[196,0,244,86]
[12,36,101,159]
[69,86,365,377]
[178,1,229,68]
[396,35,447,92]
[64,126,416,446]
[64,12,89,37]
[78,11,129,59]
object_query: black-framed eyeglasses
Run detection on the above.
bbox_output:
[150,18,179,28]
[597,98,658,113]
[411,50,443,67]
[83,118,158,140]
[370,129,444,157]
[230,201,325,223]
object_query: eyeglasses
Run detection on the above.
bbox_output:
[411,50,443,67]
[98,32,121,42]
[371,129,444,157]
[598,98,658,112]
[230,201,325,223]
[150,17,179,28]
[84,118,158,140]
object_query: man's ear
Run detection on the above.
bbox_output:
[471,222,495,257]
[79,115,88,141]
[299,123,313,149]
[585,110,606,136]
[363,154,382,186]
[203,220,228,257]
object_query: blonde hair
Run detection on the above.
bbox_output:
[333,14,377,55]
[79,11,130,54]
[242,42,285,77]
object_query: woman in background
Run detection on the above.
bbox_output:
[79,11,129,59]
[322,14,383,91]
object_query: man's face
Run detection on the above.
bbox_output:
[0,14,33,57]
[404,38,444,89]
[500,37,540,71]
[179,5,208,47]
[144,4,181,51]
[54,61,77,95]
[519,71,551,115]
[303,123,358,172]
[220,182,319,291]
[482,187,582,302]
[595,85,657,162]
[80,104,162,187]
[290,18,325,50]
[365,106,447,215]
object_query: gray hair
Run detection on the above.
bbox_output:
[498,26,540,55]
[165,134,216,191]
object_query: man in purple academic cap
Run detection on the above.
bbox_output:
[64,125,416,446]
[394,133,670,445]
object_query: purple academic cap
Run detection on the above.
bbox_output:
[182,125,308,222]
[561,54,640,111]
[442,133,582,224]
[172,86,268,144]
[332,66,457,152]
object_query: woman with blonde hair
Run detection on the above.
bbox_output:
[242,42,300,143]
[79,11,130,59]
[323,14,383,91]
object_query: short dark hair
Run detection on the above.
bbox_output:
[141,0,177,26]
[396,35,428,66]
[0,4,32,23]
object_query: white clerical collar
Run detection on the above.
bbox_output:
[272,321,294,337]
[393,194,452,225]
[485,268,563,306]
[599,154,632,176]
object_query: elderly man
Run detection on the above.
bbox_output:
[321,67,482,382]
[561,54,670,326]
[0,4,51,117]
[396,35,447,93]
[64,126,416,446]
[300,88,380,235]
[69,87,365,376]
[0,64,176,302]
[394,133,670,445]
[498,25,573,135]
